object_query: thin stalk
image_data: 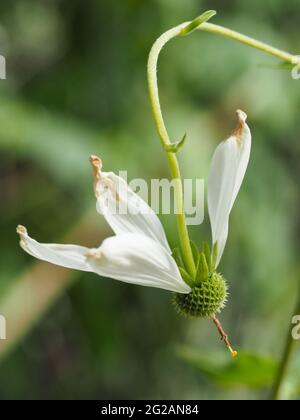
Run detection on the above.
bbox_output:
[199,22,297,65]
[271,288,300,400]
[147,24,196,277]
[211,313,237,358]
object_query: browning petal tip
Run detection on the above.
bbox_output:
[236,109,247,124]
[89,154,102,168]
[89,155,102,182]
[229,109,248,144]
[16,225,27,235]
[85,249,102,260]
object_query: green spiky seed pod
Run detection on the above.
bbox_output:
[173,272,228,318]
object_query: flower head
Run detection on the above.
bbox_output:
[16,110,251,358]
[16,110,251,305]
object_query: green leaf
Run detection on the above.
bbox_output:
[203,242,212,271]
[196,252,209,283]
[177,347,277,389]
[179,267,194,288]
[172,247,184,268]
[181,10,217,36]
[190,240,200,266]
[165,133,186,153]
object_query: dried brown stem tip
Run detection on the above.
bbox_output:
[211,313,238,358]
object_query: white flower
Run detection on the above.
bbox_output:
[208,110,251,267]
[16,110,250,297]
[16,156,191,294]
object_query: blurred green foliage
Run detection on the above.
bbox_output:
[178,348,277,389]
[0,0,299,399]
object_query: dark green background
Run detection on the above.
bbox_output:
[0,0,299,400]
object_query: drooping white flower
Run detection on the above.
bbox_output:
[16,156,190,294]
[208,110,251,267]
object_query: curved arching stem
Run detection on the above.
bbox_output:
[147,17,298,277]
[147,23,196,276]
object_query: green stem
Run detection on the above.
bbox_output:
[271,288,300,400]
[147,24,196,277]
[147,17,298,276]
[199,22,297,64]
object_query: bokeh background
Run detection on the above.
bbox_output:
[0,0,299,400]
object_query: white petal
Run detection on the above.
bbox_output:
[16,225,91,272]
[86,233,191,293]
[208,110,251,266]
[90,155,171,253]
